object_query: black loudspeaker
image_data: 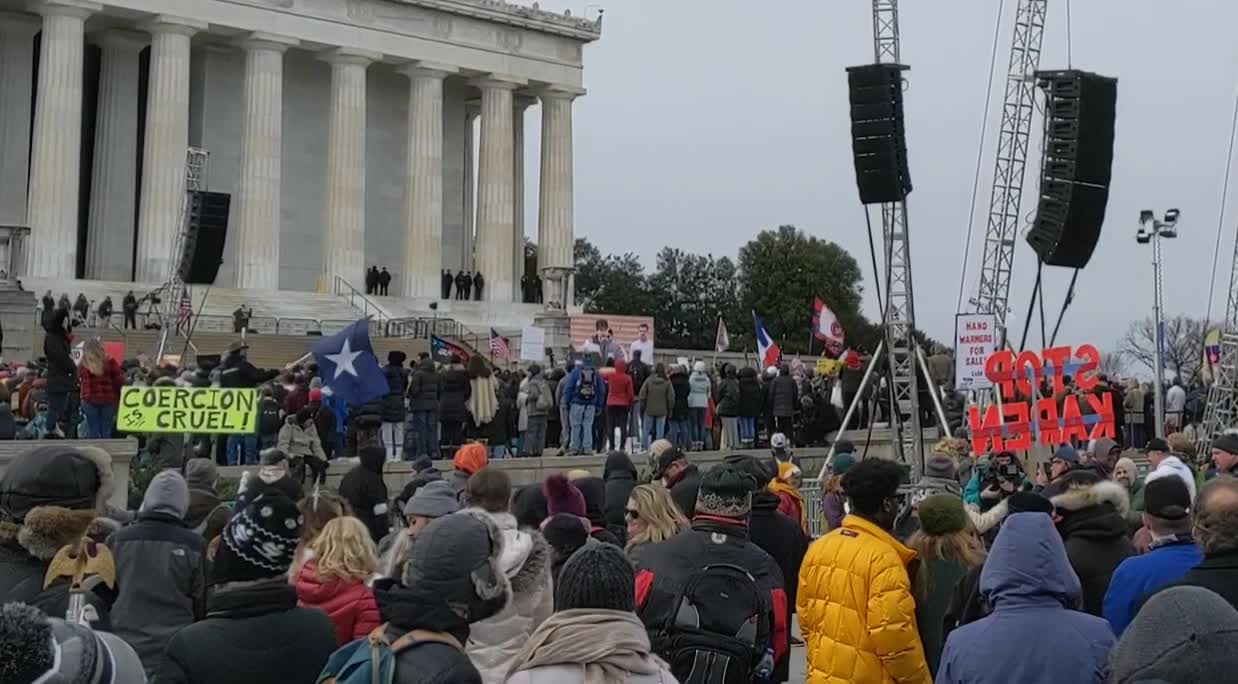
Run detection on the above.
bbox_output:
[1026,70,1117,268]
[846,63,912,205]
[178,191,231,284]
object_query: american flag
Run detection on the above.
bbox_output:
[489,328,511,360]
[176,286,193,330]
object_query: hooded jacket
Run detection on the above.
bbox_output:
[381,361,409,423]
[407,357,443,413]
[277,415,327,463]
[42,310,77,394]
[1051,480,1135,616]
[637,375,674,418]
[338,446,390,542]
[156,579,339,684]
[687,369,711,409]
[937,513,1115,684]
[606,359,635,407]
[798,515,928,684]
[184,460,230,543]
[603,452,637,543]
[108,510,208,676]
[294,559,381,645]
[466,511,553,684]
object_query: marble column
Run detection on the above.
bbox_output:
[86,30,146,281]
[462,104,478,271]
[233,33,296,290]
[472,76,523,303]
[512,96,532,302]
[399,63,456,298]
[537,88,580,308]
[320,48,378,292]
[25,0,99,279]
[133,16,203,283]
[0,13,40,234]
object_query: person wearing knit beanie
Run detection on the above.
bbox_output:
[110,470,207,675]
[555,543,635,612]
[1109,586,1238,683]
[1212,432,1238,476]
[695,466,753,519]
[0,602,146,683]
[212,492,304,585]
[543,473,588,521]
[507,544,675,683]
[906,493,985,675]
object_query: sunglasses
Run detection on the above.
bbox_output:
[625,508,640,520]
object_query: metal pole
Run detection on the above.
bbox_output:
[1153,228,1166,438]
[815,341,884,483]
[916,345,951,434]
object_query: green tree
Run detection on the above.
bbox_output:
[573,238,656,315]
[737,225,870,355]
[648,248,740,349]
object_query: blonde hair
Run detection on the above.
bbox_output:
[81,337,106,377]
[907,524,987,569]
[1169,432,1197,458]
[625,484,689,553]
[310,516,378,584]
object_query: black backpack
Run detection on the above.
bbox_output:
[658,564,768,684]
[577,369,596,400]
[257,399,281,436]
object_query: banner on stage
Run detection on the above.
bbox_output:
[520,326,546,362]
[117,387,257,434]
[953,313,997,390]
[965,343,1116,453]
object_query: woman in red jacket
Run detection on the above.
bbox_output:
[294,516,382,645]
[78,338,125,438]
[605,358,635,451]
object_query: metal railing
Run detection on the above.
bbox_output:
[333,276,389,328]
[385,317,460,339]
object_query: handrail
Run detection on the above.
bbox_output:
[333,276,389,327]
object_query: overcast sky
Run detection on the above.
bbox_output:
[518,0,1238,368]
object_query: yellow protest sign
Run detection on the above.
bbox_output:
[117,387,257,434]
[815,358,842,377]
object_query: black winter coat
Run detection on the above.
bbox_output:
[438,366,471,423]
[407,359,442,413]
[43,313,77,394]
[1051,481,1135,616]
[381,363,409,423]
[670,374,691,417]
[629,361,651,400]
[603,452,638,543]
[1162,550,1238,612]
[157,580,337,684]
[0,519,112,629]
[374,580,483,684]
[768,374,798,418]
[108,512,207,676]
[737,368,764,418]
[219,352,277,389]
[339,447,390,543]
[717,377,741,417]
[668,464,702,521]
[747,492,807,683]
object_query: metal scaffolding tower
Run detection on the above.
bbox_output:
[869,0,924,476]
[1199,231,1238,448]
[154,148,209,360]
[972,0,1048,334]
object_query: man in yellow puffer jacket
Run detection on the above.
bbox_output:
[797,458,931,684]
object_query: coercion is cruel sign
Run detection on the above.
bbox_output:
[966,344,1116,454]
[116,387,257,434]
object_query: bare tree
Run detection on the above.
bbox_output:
[1118,315,1205,382]
[1098,350,1127,378]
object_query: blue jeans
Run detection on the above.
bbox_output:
[669,417,691,449]
[560,405,571,450]
[408,411,437,460]
[690,407,706,444]
[642,415,666,450]
[227,434,258,466]
[81,402,115,439]
[569,403,596,452]
[739,416,756,442]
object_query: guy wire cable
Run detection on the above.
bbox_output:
[1204,85,1238,332]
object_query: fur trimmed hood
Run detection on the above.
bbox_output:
[0,506,114,562]
[1051,479,1130,516]
[0,445,115,523]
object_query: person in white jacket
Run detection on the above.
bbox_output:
[1142,436,1197,503]
[464,469,554,683]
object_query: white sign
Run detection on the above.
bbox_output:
[520,326,546,362]
[954,313,998,390]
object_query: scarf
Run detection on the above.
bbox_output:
[507,609,667,684]
[767,478,807,532]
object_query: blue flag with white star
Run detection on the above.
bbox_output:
[311,319,389,407]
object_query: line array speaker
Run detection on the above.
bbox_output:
[1026,70,1118,269]
[846,63,912,205]
[177,191,231,284]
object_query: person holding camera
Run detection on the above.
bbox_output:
[964,450,1031,512]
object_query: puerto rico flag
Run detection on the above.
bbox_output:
[752,313,782,367]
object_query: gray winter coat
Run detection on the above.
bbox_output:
[108,512,208,676]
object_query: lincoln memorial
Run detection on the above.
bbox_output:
[0,0,599,308]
